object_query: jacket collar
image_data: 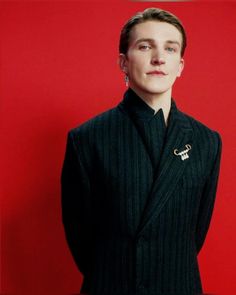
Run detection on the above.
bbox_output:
[118,89,194,236]
[119,88,167,123]
[136,102,194,236]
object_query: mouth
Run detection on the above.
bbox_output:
[146,70,167,76]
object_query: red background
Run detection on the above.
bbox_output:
[1,1,236,294]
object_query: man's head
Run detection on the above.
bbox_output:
[119,7,186,57]
[118,8,186,98]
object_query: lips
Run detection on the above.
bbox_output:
[146,70,167,75]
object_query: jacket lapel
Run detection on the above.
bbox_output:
[136,101,194,237]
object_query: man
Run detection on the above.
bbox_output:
[61,8,222,295]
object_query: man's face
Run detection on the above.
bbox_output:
[119,21,184,97]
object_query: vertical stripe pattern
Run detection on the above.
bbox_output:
[61,89,222,295]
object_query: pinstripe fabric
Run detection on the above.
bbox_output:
[61,88,222,295]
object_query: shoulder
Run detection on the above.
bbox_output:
[68,106,121,143]
[185,111,221,140]
[179,109,222,154]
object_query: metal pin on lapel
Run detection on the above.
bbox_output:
[174,144,192,161]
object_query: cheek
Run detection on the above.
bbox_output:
[128,62,145,78]
[127,54,147,74]
[169,62,182,76]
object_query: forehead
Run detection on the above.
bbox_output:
[129,20,182,45]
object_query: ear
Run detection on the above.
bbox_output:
[118,53,128,74]
[177,58,184,77]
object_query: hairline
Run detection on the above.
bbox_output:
[128,20,183,51]
[119,9,187,57]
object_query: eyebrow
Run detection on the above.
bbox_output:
[134,38,181,47]
[134,38,155,45]
[166,40,181,47]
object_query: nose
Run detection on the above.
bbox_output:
[151,49,165,66]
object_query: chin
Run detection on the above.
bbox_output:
[140,82,171,94]
[142,86,170,96]
[131,82,171,97]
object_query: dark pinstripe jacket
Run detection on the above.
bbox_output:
[61,89,222,295]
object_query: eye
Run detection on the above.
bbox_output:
[165,47,176,53]
[139,44,151,51]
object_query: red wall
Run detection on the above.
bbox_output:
[1,1,236,294]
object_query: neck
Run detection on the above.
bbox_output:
[129,87,172,125]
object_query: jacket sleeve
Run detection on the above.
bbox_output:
[195,132,222,254]
[61,131,92,275]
